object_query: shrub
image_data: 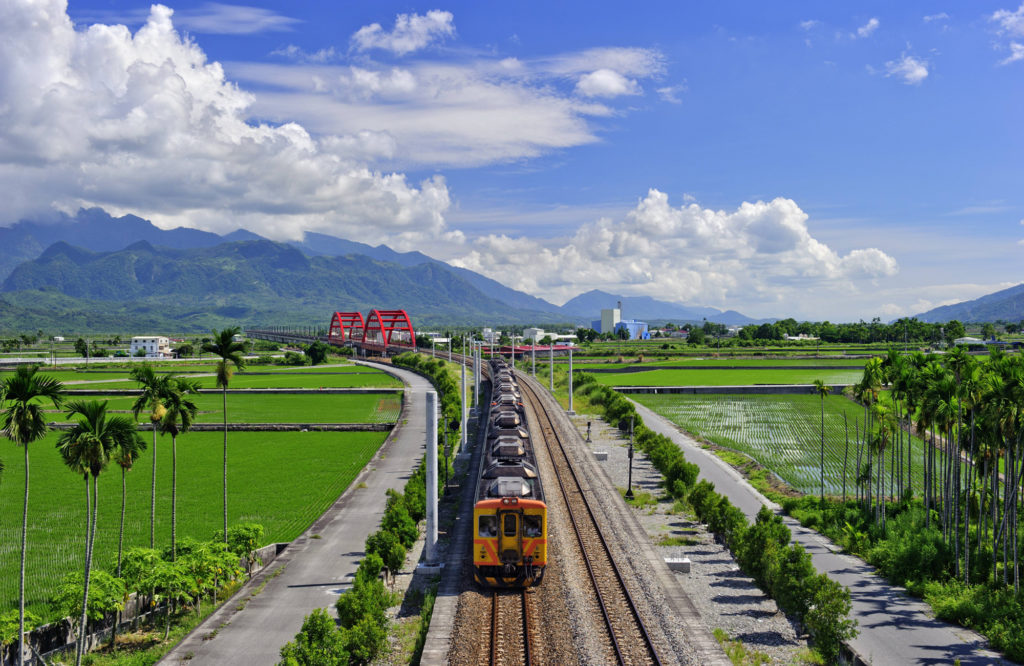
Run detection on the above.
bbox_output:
[768,543,816,619]
[382,489,418,549]
[867,508,950,586]
[279,608,348,666]
[365,530,406,573]
[804,575,858,662]
[343,615,388,664]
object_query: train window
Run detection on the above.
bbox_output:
[523,515,542,537]
[478,516,497,537]
[503,514,517,537]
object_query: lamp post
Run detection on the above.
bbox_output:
[625,416,635,499]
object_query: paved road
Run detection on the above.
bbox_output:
[630,400,1008,666]
[159,362,432,665]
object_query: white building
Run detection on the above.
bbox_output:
[523,327,545,342]
[130,336,171,358]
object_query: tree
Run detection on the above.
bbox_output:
[813,379,831,503]
[2,366,64,666]
[687,327,705,346]
[56,400,140,666]
[160,378,201,560]
[114,432,148,578]
[202,328,247,544]
[130,366,174,549]
[50,570,124,662]
[305,341,329,365]
[981,322,996,340]
[224,522,265,579]
[74,338,89,357]
[174,343,194,358]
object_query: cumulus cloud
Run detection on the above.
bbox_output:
[999,42,1024,65]
[856,17,880,38]
[992,3,1024,36]
[0,0,455,246]
[350,10,454,56]
[885,53,929,84]
[923,13,950,23]
[575,69,641,97]
[799,20,821,30]
[449,190,899,312]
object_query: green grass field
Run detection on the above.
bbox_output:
[590,367,863,386]
[634,393,951,497]
[45,393,402,424]
[0,429,388,619]
[1,363,399,387]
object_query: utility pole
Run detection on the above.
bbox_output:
[567,346,575,415]
[424,391,438,563]
[625,416,635,499]
[549,344,554,391]
[532,340,536,376]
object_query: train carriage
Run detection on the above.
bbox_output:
[473,359,548,587]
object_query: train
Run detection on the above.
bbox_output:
[472,359,548,587]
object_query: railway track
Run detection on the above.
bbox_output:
[521,377,662,666]
[488,590,535,665]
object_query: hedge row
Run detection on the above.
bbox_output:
[573,372,858,661]
[280,353,459,665]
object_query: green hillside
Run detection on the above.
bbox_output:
[0,239,570,333]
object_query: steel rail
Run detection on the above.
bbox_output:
[521,377,661,666]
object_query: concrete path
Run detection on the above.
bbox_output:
[629,400,1008,666]
[159,362,432,665]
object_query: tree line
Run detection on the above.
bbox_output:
[0,327,249,665]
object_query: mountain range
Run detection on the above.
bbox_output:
[913,283,1024,324]
[0,208,768,333]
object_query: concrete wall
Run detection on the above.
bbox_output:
[614,384,850,395]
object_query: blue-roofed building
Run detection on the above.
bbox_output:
[614,319,650,340]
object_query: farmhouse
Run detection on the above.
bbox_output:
[130,335,172,358]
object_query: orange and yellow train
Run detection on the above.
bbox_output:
[472,360,547,587]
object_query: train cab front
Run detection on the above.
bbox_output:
[473,497,547,587]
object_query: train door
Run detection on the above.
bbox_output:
[497,509,522,562]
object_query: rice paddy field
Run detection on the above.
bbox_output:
[42,392,402,424]
[590,367,863,386]
[0,360,406,620]
[3,365,403,390]
[633,393,953,498]
[0,429,388,619]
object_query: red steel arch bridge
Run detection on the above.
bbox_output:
[246,309,416,356]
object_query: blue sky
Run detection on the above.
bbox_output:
[1,1,1022,321]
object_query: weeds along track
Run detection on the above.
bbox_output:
[520,377,662,666]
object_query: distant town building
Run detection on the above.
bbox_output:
[614,319,650,340]
[591,307,622,334]
[482,328,501,344]
[784,334,819,341]
[130,336,171,358]
[52,336,64,342]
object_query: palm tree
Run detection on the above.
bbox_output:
[114,433,147,577]
[56,400,140,666]
[202,328,246,543]
[130,366,173,549]
[2,366,64,666]
[812,379,831,503]
[159,378,201,561]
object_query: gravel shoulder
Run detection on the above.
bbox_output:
[568,413,813,665]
